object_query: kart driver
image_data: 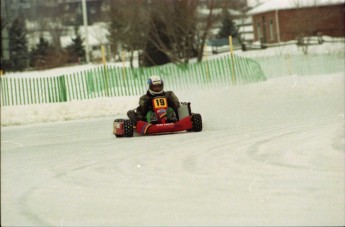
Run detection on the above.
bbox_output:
[127,75,180,125]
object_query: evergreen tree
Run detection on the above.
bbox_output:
[217,9,238,39]
[9,18,28,71]
[30,37,52,69]
[66,33,85,63]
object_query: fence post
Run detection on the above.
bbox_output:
[59,76,67,102]
[229,36,237,85]
[204,44,210,80]
[101,45,110,96]
[286,54,292,75]
[0,78,5,106]
[122,50,127,81]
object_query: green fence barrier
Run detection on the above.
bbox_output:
[1,53,342,107]
[254,53,345,78]
[0,76,67,106]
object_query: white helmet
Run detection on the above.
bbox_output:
[148,75,164,95]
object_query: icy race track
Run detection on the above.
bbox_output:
[1,73,344,226]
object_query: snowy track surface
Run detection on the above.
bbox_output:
[1,74,344,226]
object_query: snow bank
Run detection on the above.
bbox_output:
[235,42,345,57]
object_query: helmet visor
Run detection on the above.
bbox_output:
[151,84,163,92]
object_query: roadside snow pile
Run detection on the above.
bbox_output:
[1,96,137,126]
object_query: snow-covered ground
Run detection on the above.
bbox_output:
[2,72,344,226]
[1,42,344,226]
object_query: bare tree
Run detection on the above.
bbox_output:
[196,0,216,62]
[123,0,149,67]
[108,0,149,67]
[108,0,219,66]
[143,0,217,64]
[162,0,199,63]
[108,0,127,60]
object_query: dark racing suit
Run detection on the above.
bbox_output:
[127,90,180,125]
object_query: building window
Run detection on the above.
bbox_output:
[269,19,274,41]
[257,22,262,41]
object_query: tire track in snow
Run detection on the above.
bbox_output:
[3,99,344,225]
[246,116,342,172]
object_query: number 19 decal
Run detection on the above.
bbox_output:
[153,98,167,108]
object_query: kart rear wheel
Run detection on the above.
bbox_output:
[191,113,202,132]
[123,120,134,137]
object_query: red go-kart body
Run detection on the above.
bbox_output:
[136,115,193,135]
[113,97,202,137]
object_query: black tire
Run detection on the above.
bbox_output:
[191,113,202,132]
[123,120,134,137]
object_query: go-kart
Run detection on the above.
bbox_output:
[113,97,202,137]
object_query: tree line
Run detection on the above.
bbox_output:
[1,0,241,72]
[2,18,86,72]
